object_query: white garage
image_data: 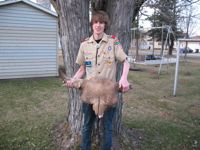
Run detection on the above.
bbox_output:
[0,0,58,79]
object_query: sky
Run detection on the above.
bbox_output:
[188,1,200,36]
[139,1,200,36]
[1,0,200,36]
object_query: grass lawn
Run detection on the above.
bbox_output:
[0,58,199,149]
[123,58,200,150]
[0,78,67,150]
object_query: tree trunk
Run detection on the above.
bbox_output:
[51,0,146,148]
[50,0,89,137]
[168,39,174,55]
[104,0,134,133]
[168,0,176,56]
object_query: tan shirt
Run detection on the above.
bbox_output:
[76,33,127,81]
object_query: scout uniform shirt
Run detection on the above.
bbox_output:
[76,33,127,81]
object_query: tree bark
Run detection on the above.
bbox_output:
[50,0,89,137]
[104,0,134,133]
[169,0,177,56]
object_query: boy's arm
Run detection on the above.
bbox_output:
[66,65,86,87]
[73,65,86,79]
[119,59,130,92]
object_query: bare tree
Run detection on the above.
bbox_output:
[179,2,199,58]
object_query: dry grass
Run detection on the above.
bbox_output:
[123,58,200,149]
[0,57,199,150]
[0,78,67,150]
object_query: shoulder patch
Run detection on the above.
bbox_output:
[110,35,119,42]
[114,41,121,45]
[110,35,116,39]
[81,37,89,42]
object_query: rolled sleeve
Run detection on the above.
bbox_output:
[76,43,85,65]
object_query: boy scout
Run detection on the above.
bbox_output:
[66,10,130,150]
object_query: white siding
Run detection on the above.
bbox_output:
[0,2,58,79]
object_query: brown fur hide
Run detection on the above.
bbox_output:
[73,78,119,118]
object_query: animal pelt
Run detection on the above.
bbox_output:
[73,77,119,118]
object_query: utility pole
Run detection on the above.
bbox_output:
[136,13,139,60]
[152,8,156,56]
[160,22,164,56]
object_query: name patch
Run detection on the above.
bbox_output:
[85,61,92,67]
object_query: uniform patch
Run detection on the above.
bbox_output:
[84,51,92,55]
[106,61,112,65]
[85,61,92,67]
[108,46,112,51]
[111,35,116,39]
[114,42,121,45]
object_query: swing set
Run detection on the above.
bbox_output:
[128,25,189,96]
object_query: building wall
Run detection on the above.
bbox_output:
[180,41,200,50]
[0,2,58,79]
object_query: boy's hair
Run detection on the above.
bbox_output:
[91,10,110,31]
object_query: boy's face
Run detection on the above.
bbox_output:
[92,21,105,35]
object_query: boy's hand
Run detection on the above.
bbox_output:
[64,78,75,88]
[119,78,130,92]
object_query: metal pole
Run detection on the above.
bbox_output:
[131,28,133,48]
[173,40,180,96]
[161,22,164,56]
[158,27,170,77]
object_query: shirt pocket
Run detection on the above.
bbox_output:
[103,53,115,67]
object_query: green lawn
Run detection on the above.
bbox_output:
[123,59,200,150]
[0,58,199,150]
[0,78,67,150]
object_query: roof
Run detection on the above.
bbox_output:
[191,35,200,39]
[0,0,57,17]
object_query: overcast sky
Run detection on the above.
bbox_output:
[1,0,200,36]
[139,2,200,36]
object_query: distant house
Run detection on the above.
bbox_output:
[0,0,58,79]
[179,36,200,51]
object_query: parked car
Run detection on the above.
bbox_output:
[195,49,199,53]
[145,55,161,60]
[180,47,194,53]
